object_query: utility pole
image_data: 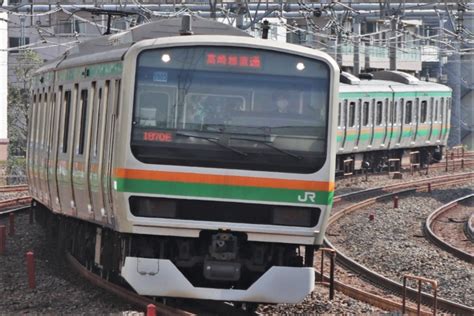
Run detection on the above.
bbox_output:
[389,16,398,71]
[447,1,465,146]
[353,17,361,76]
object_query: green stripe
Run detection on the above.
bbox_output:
[57,62,123,82]
[115,178,334,206]
[339,91,451,99]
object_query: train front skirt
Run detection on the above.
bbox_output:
[121,257,315,303]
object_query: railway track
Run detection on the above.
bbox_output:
[325,171,474,315]
[424,194,474,263]
[1,175,472,314]
[0,190,251,315]
[0,185,28,193]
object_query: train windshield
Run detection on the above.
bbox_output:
[131,46,330,173]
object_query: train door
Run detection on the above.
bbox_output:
[359,99,371,151]
[34,89,44,202]
[427,97,434,144]
[340,99,348,151]
[344,100,358,152]
[439,97,449,142]
[41,88,52,207]
[400,98,413,147]
[101,79,120,226]
[336,101,344,152]
[434,99,441,142]
[417,98,429,145]
[72,83,94,220]
[48,88,61,213]
[381,98,389,146]
[26,95,34,190]
[411,98,419,144]
[28,92,39,197]
[57,85,77,216]
[89,81,108,223]
[372,99,385,149]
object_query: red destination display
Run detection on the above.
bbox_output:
[206,53,261,68]
[143,131,173,142]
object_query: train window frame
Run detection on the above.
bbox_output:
[97,80,110,160]
[414,98,419,123]
[349,101,356,127]
[440,98,445,122]
[91,85,102,158]
[337,102,341,127]
[77,89,89,155]
[62,90,72,154]
[405,100,412,124]
[49,91,57,153]
[429,97,434,123]
[420,100,427,123]
[342,99,348,128]
[362,101,369,127]
[36,92,43,146]
[376,100,383,126]
[434,99,439,122]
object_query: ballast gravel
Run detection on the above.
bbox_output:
[328,184,473,307]
[0,212,140,314]
[1,211,385,314]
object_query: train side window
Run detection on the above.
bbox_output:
[348,101,356,127]
[78,89,89,155]
[376,101,383,125]
[434,100,439,122]
[92,87,102,158]
[362,101,369,126]
[405,100,412,124]
[42,92,49,149]
[38,92,43,148]
[384,99,389,125]
[429,98,434,122]
[62,91,72,153]
[30,94,37,147]
[440,98,445,121]
[420,100,427,123]
[97,81,110,159]
[342,100,347,127]
[337,102,341,127]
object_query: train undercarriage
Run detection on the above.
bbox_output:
[336,146,444,175]
[33,202,316,303]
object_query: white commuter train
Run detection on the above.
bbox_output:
[27,16,339,304]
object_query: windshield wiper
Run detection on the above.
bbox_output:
[229,136,302,160]
[176,132,247,156]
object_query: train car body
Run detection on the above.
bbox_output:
[337,71,451,172]
[27,17,339,304]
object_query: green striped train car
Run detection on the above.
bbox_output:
[337,71,451,172]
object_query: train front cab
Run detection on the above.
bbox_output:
[113,36,339,303]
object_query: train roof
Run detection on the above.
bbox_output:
[37,16,251,74]
[340,71,451,94]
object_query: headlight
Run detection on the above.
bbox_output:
[272,206,320,227]
[129,196,177,218]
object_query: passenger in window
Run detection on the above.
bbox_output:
[139,107,157,127]
[186,95,207,128]
[273,94,291,113]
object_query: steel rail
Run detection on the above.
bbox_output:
[65,252,194,316]
[0,185,29,193]
[326,173,474,315]
[0,197,32,216]
[424,194,474,263]
[334,172,474,204]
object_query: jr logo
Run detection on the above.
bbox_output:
[298,192,316,203]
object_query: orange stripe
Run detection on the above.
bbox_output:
[114,168,334,192]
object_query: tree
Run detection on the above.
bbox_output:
[7,49,42,183]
